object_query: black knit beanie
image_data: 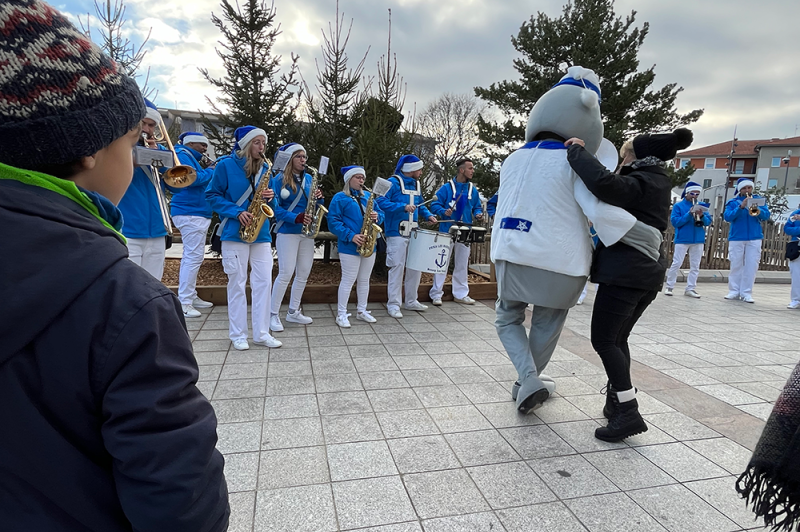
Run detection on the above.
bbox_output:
[632,128,694,161]
[0,0,145,169]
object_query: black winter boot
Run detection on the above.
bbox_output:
[602,381,617,420]
[595,397,648,442]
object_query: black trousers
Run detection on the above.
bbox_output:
[590,283,658,391]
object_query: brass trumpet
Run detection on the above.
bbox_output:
[746,193,760,217]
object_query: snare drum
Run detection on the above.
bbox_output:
[406,228,453,274]
[448,225,487,244]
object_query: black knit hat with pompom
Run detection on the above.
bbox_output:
[0,0,145,168]
[632,128,693,162]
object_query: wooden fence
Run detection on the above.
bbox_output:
[470,216,792,272]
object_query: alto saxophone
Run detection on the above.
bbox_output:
[239,158,275,243]
[357,186,383,258]
[301,165,328,238]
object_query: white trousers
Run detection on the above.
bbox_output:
[728,240,762,297]
[127,237,165,280]
[271,233,315,315]
[666,243,704,291]
[790,258,800,305]
[222,241,273,343]
[338,253,376,316]
[386,236,422,312]
[430,242,470,300]
[173,215,211,305]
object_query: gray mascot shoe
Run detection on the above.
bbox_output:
[512,373,555,401]
[515,374,550,414]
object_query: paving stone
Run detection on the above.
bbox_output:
[332,476,416,530]
[402,368,453,387]
[474,402,544,429]
[644,412,721,440]
[685,476,768,529]
[322,412,384,444]
[314,373,364,393]
[392,355,438,370]
[254,484,337,532]
[467,461,556,509]
[194,351,228,365]
[317,391,372,415]
[224,452,259,492]
[376,409,440,439]
[565,492,668,532]
[628,483,738,532]
[367,388,422,411]
[500,425,575,460]
[427,405,492,433]
[421,512,504,532]
[497,501,588,532]
[268,360,313,377]
[684,437,754,475]
[257,446,329,489]
[549,420,628,453]
[457,382,511,403]
[217,421,262,454]
[737,403,773,421]
[636,442,729,482]
[198,364,222,381]
[354,357,398,373]
[218,362,268,380]
[442,366,495,384]
[387,435,461,474]
[534,397,591,423]
[528,454,618,499]
[360,370,411,390]
[228,491,255,532]
[266,375,315,396]
[696,384,766,406]
[403,469,489,519]
[444,429,521,466]
[327,440,398,481]
[263,394,319,419]
[213,378,266,400]
[347,523,422,532]
[584,448,676,490]
[212,397,265,424]
[414,385,471,408]
[262,416,323,449]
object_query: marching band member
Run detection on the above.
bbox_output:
[664,181,711,298]
[206,126,281,351]
[170,132,216,318]
[269,143,322,331]
[377,154,437,318]
[783,208,800,309]
[724,178,770,303]
[117,98,170,280]
[429,158,483,305]
[327,166,384,327]
[486,193,498,218]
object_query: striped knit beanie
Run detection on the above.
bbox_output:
[0,0,145,169]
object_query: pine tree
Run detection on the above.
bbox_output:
[200,0,301,156]
[474,0,703,154]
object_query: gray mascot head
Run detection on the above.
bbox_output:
[525,66,604,155]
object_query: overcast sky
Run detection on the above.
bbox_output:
[57,0,800,149]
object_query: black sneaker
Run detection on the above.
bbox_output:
[595,398,648,442]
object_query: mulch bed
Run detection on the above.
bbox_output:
[162,258,488,286]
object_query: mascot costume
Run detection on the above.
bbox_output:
[491,66,661,414]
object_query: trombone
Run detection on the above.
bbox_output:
[149,115,197,188]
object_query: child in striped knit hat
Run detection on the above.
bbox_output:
[0,1,229,530]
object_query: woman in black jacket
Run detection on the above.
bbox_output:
[565,129,693,442]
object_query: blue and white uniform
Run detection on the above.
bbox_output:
[376,155,435,314]
[327,166,385,320]
[783,208,800,307]
[268,143,323,326]
[665,182,711,294]
[205,126,278,346]
[171,135,215,310]
[723,178,770,300]
[429,177,483,301]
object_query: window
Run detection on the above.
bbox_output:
[768,179,778,189]
[679,159,690,169]
[772,157,781,167]
[734,160,745,174]
[704,158,715,169]
[703,179,712,189]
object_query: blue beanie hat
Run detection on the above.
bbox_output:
[179,131,210,146]
[682,181,702,198]
[395,154,423,175]
[341,165,365,185]
[736,177,755,192]
[233,125,267,152]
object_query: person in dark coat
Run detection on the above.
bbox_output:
[0,1,229,530]
[564,128,693,442]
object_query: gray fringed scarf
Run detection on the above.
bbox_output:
[737,361,800,531]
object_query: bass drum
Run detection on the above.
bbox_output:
[406,228,453,274]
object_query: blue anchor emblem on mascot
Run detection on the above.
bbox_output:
[434,249,448,268]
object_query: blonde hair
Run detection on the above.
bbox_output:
[619,139,636,161]
[236,139,264,179]
[281,150,306,193]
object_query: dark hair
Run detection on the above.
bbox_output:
[456,158,473,169]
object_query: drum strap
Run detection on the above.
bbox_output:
[449,179,474,200]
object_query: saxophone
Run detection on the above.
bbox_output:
[357,186,383,258]
[239,158,274,243]
[301,165,328,238]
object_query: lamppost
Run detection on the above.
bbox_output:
[783,149,793,193]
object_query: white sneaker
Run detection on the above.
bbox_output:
[270,314,284,332]
[404,301,428,312]
[387,308,403,319]
[454,296,475,305]
[253,336,282,348]
[787,301,800,309]
[286,309,313,324]
[357,311,377,323]
[742,295,755,303]
[192,297,214,309]
[664,288,673,296]
[724,292,740,300]
[232,339,249,351]
[684,290,701,299]
[576,296,585,305]
[336,314,352,328]
[431,298,443,306]
[182,304,201,318]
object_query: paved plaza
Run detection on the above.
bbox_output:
[187,283,798,532]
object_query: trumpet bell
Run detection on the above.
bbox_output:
[164,165,197,188]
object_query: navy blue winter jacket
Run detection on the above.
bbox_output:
[0,168,229,532]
